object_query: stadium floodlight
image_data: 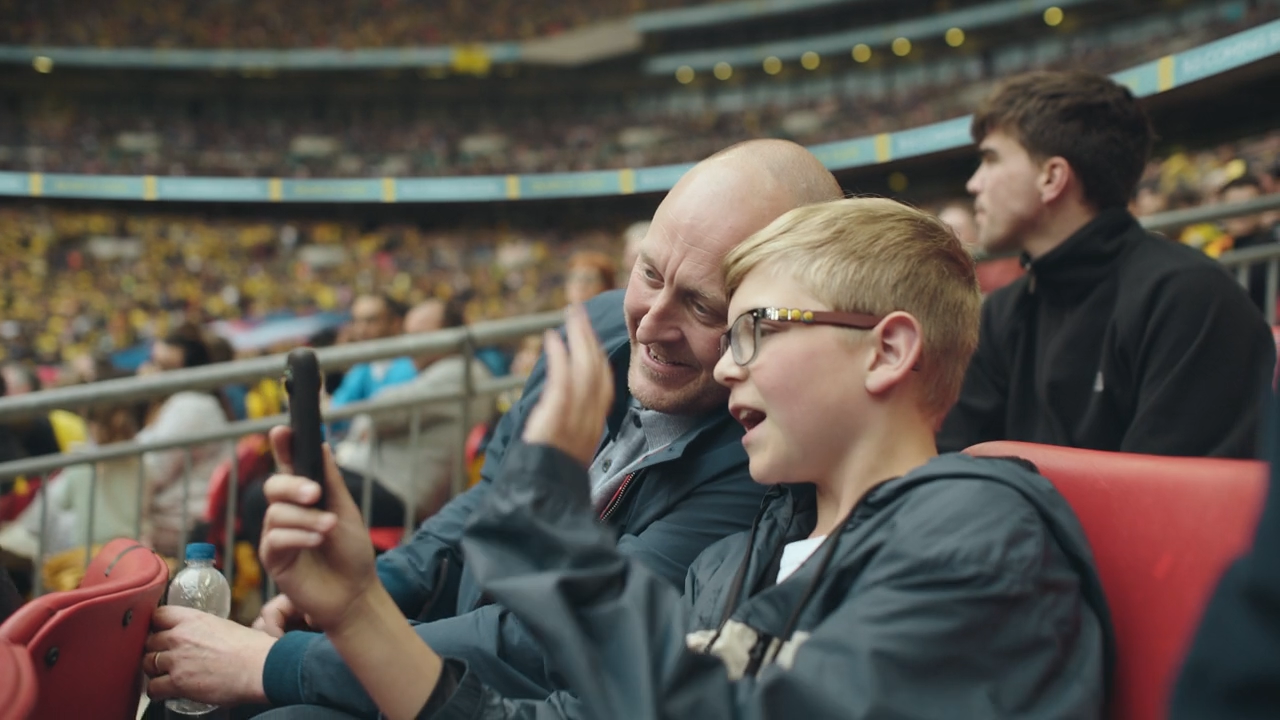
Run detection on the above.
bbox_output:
[763,56,783,75]
[801,52,821,71]
[945,27,965,47]
[892,37,912,57]
[852,44,872,63]
[676,65,695,84]
[1044,6,1064,26]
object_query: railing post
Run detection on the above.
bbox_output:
[84,462,98,569]
[134,456,147,540]
[225,439,239,583]
[181,449,194,553]
[453,332,475,501]
[405,407,422,542]
[1267,259,1278,326]
[34,473,48,597]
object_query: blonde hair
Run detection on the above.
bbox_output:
[722,197,981,422]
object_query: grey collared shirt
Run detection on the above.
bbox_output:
[587,399,699,512]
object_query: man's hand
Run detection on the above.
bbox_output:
[144,607,274,706]
[258,425,379,634]
[253,593,308,638]
[521,304,615,468]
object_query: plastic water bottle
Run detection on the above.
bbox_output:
[164,543,231,718]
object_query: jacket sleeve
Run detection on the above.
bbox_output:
[461,445,1103,720]
[937,297,1009,453]
[1123,267,1274,458]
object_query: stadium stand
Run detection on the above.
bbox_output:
[0,0,728,46]
[0,1,1270,177]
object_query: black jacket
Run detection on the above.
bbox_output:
[939,208,1274,458]
[426,448,1110,719]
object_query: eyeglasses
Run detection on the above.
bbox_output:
[719,307,886,366]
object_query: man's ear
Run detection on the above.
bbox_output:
[865,312,922,397]
[1039,156,1074,205]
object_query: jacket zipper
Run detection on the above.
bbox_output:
[416,557,450,620]
[599,472,636,522]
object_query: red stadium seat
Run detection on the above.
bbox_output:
[965,441,1267,720]
[0,638,36,720]
[368,526,404,552]
[0,538,170,720]
[203,433,276,553]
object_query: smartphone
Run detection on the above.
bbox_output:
[283,348,327,509]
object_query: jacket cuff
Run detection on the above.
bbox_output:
[421,659,485,720]
[261,630,318,706]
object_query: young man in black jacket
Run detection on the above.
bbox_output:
[937,71,1274,459]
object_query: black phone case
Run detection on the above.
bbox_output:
[284,348,327,509]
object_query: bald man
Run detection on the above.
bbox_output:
[145,141,842,717]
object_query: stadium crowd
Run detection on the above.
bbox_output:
[0,4,1266,178]
[0,0,718,47]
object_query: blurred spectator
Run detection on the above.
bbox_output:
[563,250,617,305]
[1131,178,1169,217]
[937,71,1273,459]
[938,203,980,253]
[206,333,250,420]
[0,363,62,461]
[0,398,149,559]
[135,323,230,556]
[1220,175,1280,313]
[1,0,717,47]
[328,294,416,412]
[342,298,494,519]
[620,221,649,283]
[938,202,1026,295]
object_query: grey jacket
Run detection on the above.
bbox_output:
[423,445,1111,719]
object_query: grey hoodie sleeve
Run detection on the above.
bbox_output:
[456,444,1103,720]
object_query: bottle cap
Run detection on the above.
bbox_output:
[185,543,216,562]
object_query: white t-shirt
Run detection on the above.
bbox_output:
[776,535,828,583]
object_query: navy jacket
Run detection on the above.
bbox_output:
[425,447,1110,718]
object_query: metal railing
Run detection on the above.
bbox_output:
[0,310,562,596]
[1147,193,1280,325]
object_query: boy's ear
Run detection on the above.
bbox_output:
[865,312,922,396]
